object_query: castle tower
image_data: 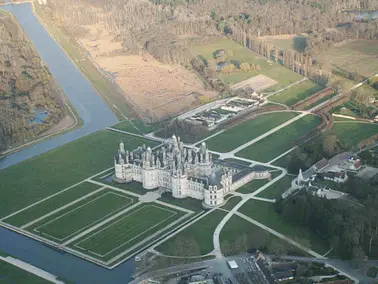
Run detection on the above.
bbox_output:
[119,141,126,155]
[297,168,304,184]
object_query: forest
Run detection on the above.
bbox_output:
[0,14,65,152]
[275,175,378,260]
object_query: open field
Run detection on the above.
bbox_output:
[236,115,322,162]
[231,74,278,92]
[31,192,134,242]
[258,34,296,50]
[0,259,52,284]
[192,39,303,91]
[269,80,324,106]
[157,210,227,256]
[317,40,378,78]
[221,196,242,211]
[3,182,101,227]
[158,192,204,212]
[220,215,306,256]
[34,3,132,119]
[256,175,293,199]
[78,23,217,121]
[239,200,329,254]
[206,112,299,152]
[72,204,183,261]
[236,179,270,194]
[0,130,157,218]
[111,119,160,134]
[328,122,378,149]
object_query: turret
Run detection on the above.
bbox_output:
[119,141,126,155]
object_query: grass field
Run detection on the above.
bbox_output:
[157,210,227,256]
[158,192,203,212]
[328,122,378,149]
[0,259,52,284]
[93,178,148,196]
[236,115,322,162]
[191,39,303,90]
[73,204,182,261]
[221,196,242,211]
[206,112,299,152]
[256,175,293,199]
[32,192,134,241]
[0,130,157,218]
[34,3,132,119]
[111,119,159,135]
[239,200,329,254]
[317,40,378,78]
[269,80,324,106]
[236,179,270,194]
[3,182,101,227]
[223,158,251,166]
[220,215,307,256]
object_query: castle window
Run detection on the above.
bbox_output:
[214,201,217,205]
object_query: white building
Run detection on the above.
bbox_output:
[114,135,271,208]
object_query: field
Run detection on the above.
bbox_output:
[30,192,134,242]
[239,200,329,254]
[317,40,378,78]
[191,39,303,91]
[72,204,184,262]
[236,179,270,194]
[328,122,378,149]
[0,259,52,284]
[220,215,306,256]
[269,80,324,106]
[0,130,157,219]
[111,119,159,134]
[221,196,242,211]
[34,3,132,119]
[77,24,217,121]
[256,175,293,199]
[157,210,227,256]
[236,115,322,162]
[258,34,296,50]
[206,112,299,152]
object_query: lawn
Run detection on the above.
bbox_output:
[329,122,378,149]
[206,112,299,152]
[236,114,322,162]
[317,39,378,78]
[191,39,303,90]
[32,192,134,241]
[239,200,329,254]
[157,210,227,256]
[0,130,157,218]
[158,192,204,212]
[269,80,324,106]
[256,175,293,199]
[111,119,160,135]
[73,204,182,261]
[3,182,101,227]
[223,158,251,166]
[221,196,242,211]
[236,179,270,194]
[0,259,52,284]
[220,215,307,256]
[34,3,132,119]
[92,178,148,196]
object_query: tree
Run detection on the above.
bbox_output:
[222,63,235,74]
[240,62,251,72]
[322,135,343,157]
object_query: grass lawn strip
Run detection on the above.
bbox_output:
[256,175,293,199]
[111,119,158,134]
[237,179,270,194]
[269,80,324,106]
[33,192,133,242]
[74,204,178,258]
[239,200,329,254]
[236,114,322,162]
[220,215,307,257]
[3,182,101,227]
[0,259,52,284]
[156,209,227,256]
[221,196,242,211]
[206,112,299,152]
[0,130,157,218]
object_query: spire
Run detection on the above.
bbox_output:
[298,168,304,182]
[119,141,126,155]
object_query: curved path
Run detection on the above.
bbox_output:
[0,3,118,170]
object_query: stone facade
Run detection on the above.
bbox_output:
[114,135,271,207]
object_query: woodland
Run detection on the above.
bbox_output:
[0,14,65,152]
